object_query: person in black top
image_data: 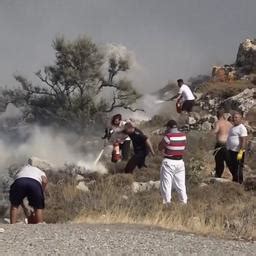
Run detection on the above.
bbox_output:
[124,122,155,173]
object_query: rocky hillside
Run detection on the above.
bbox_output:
[212,38,256,82]
[0,38,255,243]
[153,38,256,134]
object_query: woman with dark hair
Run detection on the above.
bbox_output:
[103,114,131,161]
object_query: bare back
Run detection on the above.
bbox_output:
[214,119,233,144]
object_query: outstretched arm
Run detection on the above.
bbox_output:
[146,139,155,156]
[169,93,180,101]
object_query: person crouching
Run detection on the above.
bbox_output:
[9,159,48,224]
[158,120,187,205]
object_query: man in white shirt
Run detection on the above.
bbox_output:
[9,159,48,224]
[170,79,195,113]
[226,112,248,184]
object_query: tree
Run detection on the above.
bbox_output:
[1,36,141,131]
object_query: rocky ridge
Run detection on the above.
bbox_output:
[212,38,256,82]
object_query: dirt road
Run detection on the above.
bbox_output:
[0,224,255,255]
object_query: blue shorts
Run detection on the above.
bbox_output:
[9,178,45,209]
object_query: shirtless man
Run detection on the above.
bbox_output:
[213,109,233,177]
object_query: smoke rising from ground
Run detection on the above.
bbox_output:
[0,124,107,175]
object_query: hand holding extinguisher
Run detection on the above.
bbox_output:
[176,98,182,114]
[111,141,122,163]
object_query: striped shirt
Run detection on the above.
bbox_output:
[162,128,186,157]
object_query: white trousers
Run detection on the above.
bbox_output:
[160,158,187,204]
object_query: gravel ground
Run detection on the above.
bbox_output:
[0,224,255,256]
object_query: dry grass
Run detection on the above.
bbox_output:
[45,173,256,239]
[44,130,256,240]
[198,80,255,98]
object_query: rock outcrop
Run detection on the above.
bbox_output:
[212,65,237,82]
[222,88,256,114]
[246,106,256,130]
[236,38,256,72]
[199,88,256,116]
[186,112,217,131]
[212,38,256,81]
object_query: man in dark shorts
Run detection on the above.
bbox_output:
[9,159,48,224]
[169,79,195,113]
[124,123,155,173]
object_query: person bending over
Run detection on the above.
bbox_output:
[9,159,48,224]
[124,122,155,173]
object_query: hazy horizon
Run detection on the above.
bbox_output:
[0,0,256,93]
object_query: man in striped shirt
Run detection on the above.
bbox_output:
[158,120,187,205]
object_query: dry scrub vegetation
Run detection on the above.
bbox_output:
[44,131,256,240]
[198,80,256,98]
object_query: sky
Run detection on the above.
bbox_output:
[0,0,256,93]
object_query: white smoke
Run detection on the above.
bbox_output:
[104,43,142,71]
[0,104,22,120]
[0,125,108,175]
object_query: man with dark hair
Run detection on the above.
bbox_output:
[158,120,187,205]
[124,123,155,173]
[226,112,248,184]
[169,79,195,113]
[213,109,233,177]
[9,160,48,224]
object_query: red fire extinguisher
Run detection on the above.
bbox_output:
[111,142,122,163]
[176,100,182,114]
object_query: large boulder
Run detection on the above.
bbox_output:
[212,66,226,82]
[246,106,256,130]
[222,88,256,114]
[211,38,256,81]
[236,39,256,72]
[212,65,237,82]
